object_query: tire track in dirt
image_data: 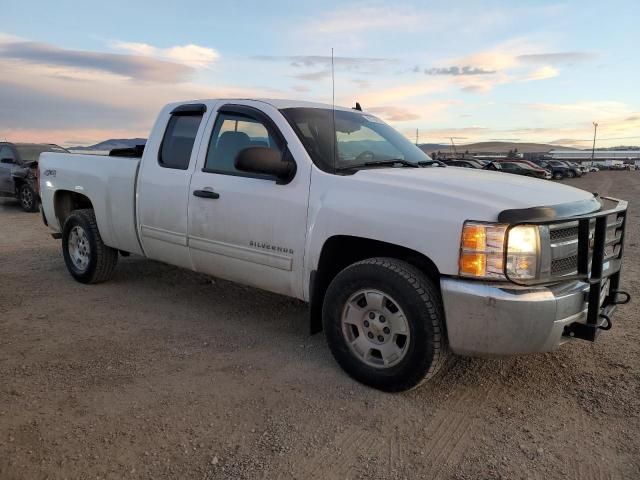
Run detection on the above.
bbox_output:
[420,361,511,479]
[563,407,618,480]
[289,360,513,479]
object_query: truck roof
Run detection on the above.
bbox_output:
[173,98,359,113]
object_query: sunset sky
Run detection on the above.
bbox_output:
[1,0,639,147]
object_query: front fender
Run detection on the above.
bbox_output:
[303,182,462,301]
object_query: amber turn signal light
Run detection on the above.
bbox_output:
[459,252,486,277]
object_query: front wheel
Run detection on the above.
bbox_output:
[62,209,118,284]
[566,171,575,178]
[18,183,38,212]
[553,171,564,180]
[323,258,448,392]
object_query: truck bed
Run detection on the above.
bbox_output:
[39,153,143,256]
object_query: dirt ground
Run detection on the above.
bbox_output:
[1,171,639,480]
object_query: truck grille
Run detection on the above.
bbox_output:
[547,209,626,280]
[551,255,579,275]
[550,225,578,241]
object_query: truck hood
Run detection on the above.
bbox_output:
[351,166,595,220]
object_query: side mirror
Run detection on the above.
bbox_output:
[235,147,296,184]
[1,158,15,164]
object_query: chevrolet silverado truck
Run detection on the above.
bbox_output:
[38,99,631,392]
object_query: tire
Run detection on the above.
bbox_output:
[322,258,448,392]
[62,209,118,284]
[566,171,575,178]
[553,172,563,180]
[18,183,38,212]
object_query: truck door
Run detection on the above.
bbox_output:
[136,103,208,269]
[187,102,311,299]
[0,145,17,194]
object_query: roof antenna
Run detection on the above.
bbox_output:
[354,102,362,111]
[331,47,337,174]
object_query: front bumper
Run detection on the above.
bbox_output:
[440,278,621,356]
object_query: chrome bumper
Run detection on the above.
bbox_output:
[440,278,611,356]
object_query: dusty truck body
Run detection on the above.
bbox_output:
[39,99,630,391]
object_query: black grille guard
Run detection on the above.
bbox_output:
[498,195,631,342]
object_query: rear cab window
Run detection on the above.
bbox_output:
[158,105,205,170]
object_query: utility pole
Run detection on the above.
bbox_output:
[591,122,598,167]
[415,128,419,146]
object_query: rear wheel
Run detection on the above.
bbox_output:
[18,183,38,212]
[566,170,575,178]
[323,258,448,392]
[553,171,564,180]
[62,209,118,284]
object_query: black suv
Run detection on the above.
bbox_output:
[0,142,69,211]
[531,159,583,180]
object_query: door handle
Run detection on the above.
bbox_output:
[193,189,220,199]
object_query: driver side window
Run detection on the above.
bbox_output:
[204,112,281,179]
[336,124,403,164]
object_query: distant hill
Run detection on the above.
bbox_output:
[419,141,579,154]
[69,138,146,151]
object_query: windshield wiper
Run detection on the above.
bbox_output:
[336,159,419,172]
[364,159,420,168]
[335,158,445,172]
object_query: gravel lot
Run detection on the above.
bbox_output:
[1,171,639,480]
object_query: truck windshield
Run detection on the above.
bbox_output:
[281,107,434,173]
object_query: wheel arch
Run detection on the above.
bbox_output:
[309,235,441,334]
[53,190,94,228]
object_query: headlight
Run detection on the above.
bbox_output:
[459,222,540,281]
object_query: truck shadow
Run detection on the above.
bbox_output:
[108,254,578,397]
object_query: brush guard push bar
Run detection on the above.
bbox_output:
[499,195,631,342]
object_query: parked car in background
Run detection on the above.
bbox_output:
[498,161,550,179]
[531,160,568,180]
[500,159,552,179]
[569,162,589,175]
[555,160,583,178]
[444,159,484,169]
[539,160,583,179]
[0,142,69,211]
[589,166,600,172]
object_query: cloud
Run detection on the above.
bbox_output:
[356,79,448,104]
[424,66,496,76]
[291,85,311,93]
[0,40,195,82]
[517,51,597,64]
[367,106,420,122]
[524,101,629,115]
[0,40,285,145]
[0,80,134,130]
[254,55,396,71]
[352,79,371,89]
[305,5,426,34]
[292,70,330,81]
[521,66,559,81]
[255,55,397,83]
[111,41,219,68]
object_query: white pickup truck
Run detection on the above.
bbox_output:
[39,99,630,391]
